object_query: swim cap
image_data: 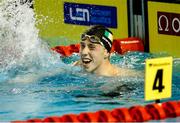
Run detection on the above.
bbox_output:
[82,25,113,52]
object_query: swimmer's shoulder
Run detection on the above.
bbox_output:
[116,67,142,77]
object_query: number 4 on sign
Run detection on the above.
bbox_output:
[145,57,172,101]
[153,69,165,93]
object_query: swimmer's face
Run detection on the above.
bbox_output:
[80,37,107,73]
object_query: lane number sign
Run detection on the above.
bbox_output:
[145,57,172,101]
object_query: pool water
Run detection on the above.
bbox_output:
[0,0,179,122]
[0,52,180,121]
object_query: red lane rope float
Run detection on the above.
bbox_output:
[145,103,166,120]
[13,100,180,122]
[51,37,144,57]
[78,112,99,122]
[129,105,151,122]
[162,101,180,117]
[111,107,133,122]
[51,44,80,57]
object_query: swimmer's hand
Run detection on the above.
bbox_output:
[72,60,81,66]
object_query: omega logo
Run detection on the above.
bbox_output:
[158,12,180,36]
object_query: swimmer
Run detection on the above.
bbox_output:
[74,25,139,77]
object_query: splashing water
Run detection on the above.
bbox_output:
[0,0,63,76]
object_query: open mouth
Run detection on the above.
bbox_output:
[82,58,92,64]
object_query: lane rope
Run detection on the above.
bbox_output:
[51,37,144,56]
[13,100,180,122]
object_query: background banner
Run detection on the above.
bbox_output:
[34,0,128,47]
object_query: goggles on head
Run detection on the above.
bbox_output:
[81,34,104,46]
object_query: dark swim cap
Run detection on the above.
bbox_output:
[82,25,113,52]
